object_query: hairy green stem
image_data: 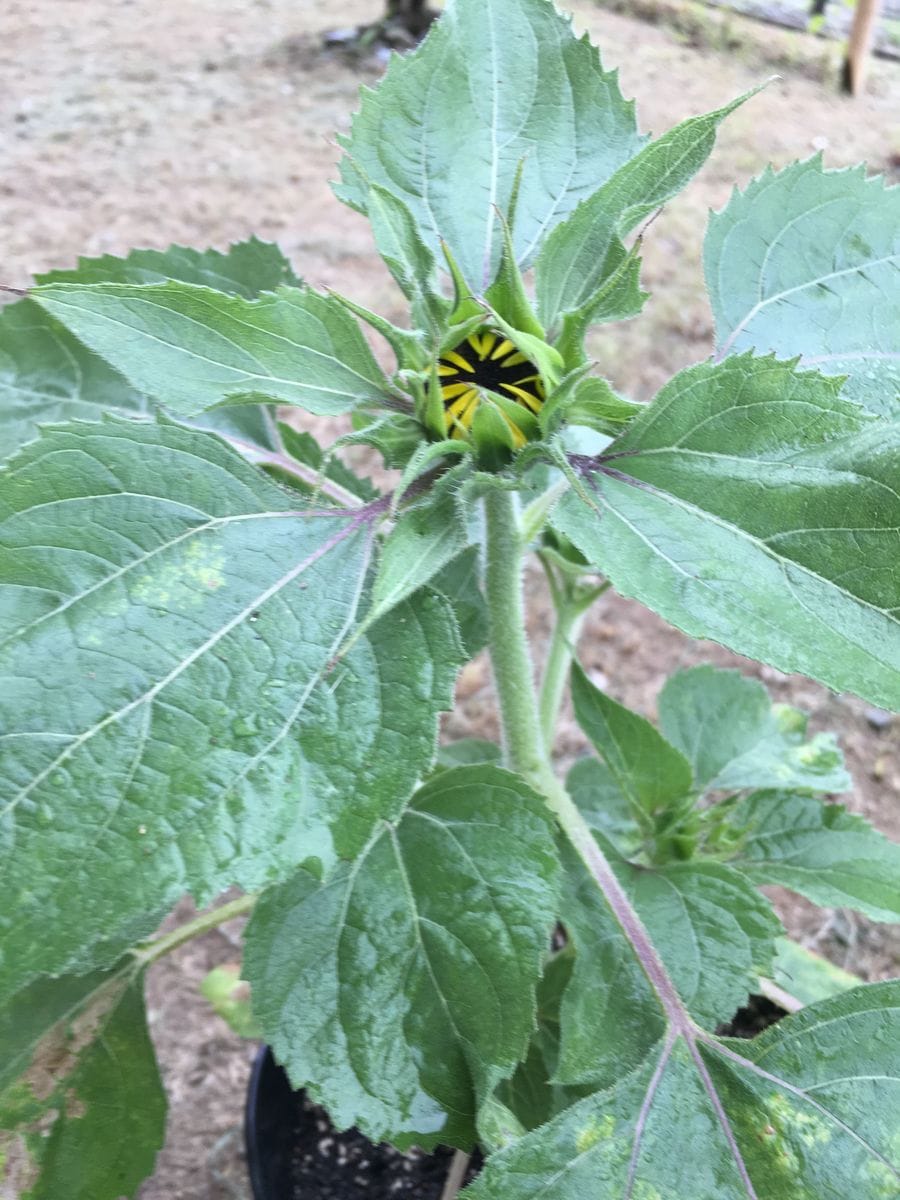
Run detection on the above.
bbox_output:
[134,893,258,967]
[538,600,586,756]
[483,487,546,783]
[483,488,693,1027]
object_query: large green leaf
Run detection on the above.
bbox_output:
[536,91,754,328]
[552,354,900,709]
[244,765,560,1150]
[658,665,850,794]
[32,282,390,417]
[705,158,900,419]
[729,791,900,922]
[0,965,165,1200]
[335,0,645,287]
[0,420,459,1000]
[36,236,301,294]
[465,983,900,1200]
[0,240,303,462]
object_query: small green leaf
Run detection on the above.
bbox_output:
[542,374,643,437]
[367,184,451,333]
[369,478,469,623]
[658,665,850,794]
[770,936,861,1006]
[553,355,900,710]
[554,242,648,368]
[571,664,693,830]
[344,411,427,469]
[484,212,545,340]
[326,289,427,371]
[277,422,378,502]
[32,282,391,417]
[335,0,644,286]
[705,157,900,418]
[35,236,302,294]
[565,757,642,857]
[729,791,900,921]
[435,739,501,771]
[0,966,165,1200]
[244,766,560,1149]
[536,89,757,327]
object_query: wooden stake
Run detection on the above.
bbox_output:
[841,0,883,95]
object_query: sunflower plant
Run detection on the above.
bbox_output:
[2,1,900,1197]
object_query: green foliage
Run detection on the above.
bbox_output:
[571,664,693,841]
[705,157,900,419]
[553,355,900,710]
[536,89,758,332]
[335,0,645,286]
[32,282,391,417]
[467,983,900,1200]
[0,965,165,1200]
[728,791,900,922]
[658,665,850,795]
[0,420,460,999]
[0,240,307,462]
[1,0,899,1195]
[243,766,560,1149]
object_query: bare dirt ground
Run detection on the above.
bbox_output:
[2,1,899,1196]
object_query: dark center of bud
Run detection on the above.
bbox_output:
[437,330,545,443]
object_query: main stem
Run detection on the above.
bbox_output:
[482,488,692,1029]
[483,488,547,784]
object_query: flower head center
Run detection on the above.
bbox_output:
[437,330,545,444]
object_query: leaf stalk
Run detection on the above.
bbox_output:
[133,893,258,968]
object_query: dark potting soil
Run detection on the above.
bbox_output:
[289,1092,482,1200]
[716,993,787,1039]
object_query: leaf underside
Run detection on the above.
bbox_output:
[553,354,900,710]
[705,157,900,419]
[335,0,645,287]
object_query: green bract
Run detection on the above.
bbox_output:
[1,1,898,1197]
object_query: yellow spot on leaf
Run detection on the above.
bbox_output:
[575,1113,614,1153]
[132,538,226,611]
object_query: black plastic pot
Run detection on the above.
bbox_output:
[245,1045,296,1198]
[245,1046,481,1200]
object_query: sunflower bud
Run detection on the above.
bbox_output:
[432,330,545,452]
